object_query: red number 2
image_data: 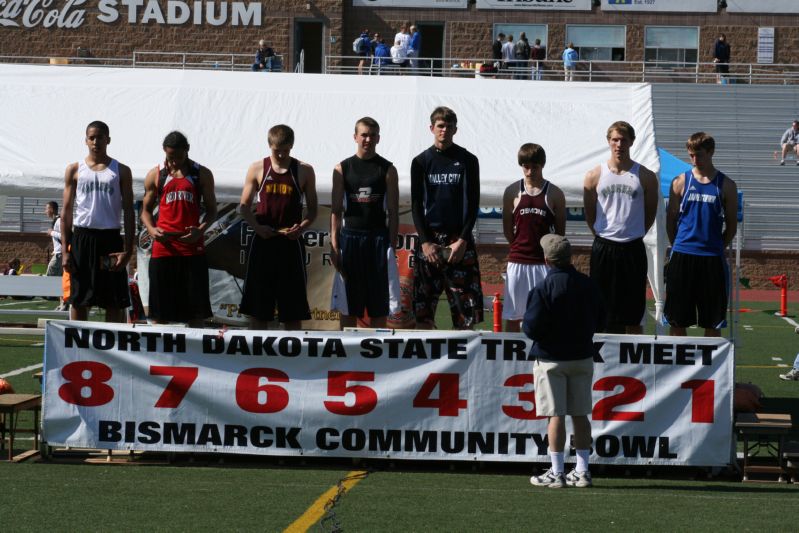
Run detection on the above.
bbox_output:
[592,376,646,421]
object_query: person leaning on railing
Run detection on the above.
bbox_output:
[252,39,275,72]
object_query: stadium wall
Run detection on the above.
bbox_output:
[2,3,799,69]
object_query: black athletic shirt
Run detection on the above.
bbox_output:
[341,154,392,230]
[410,143,480,243]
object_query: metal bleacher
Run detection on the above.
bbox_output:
[652,84,799,251]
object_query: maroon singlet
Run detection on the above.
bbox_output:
[255,157,303,229]
[507,179,555,264]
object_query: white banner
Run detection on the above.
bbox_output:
[477,0,591,10]
[727,0,796,13]
[352,0,467,8]
[601,0,717,12]
[43,323,734,465]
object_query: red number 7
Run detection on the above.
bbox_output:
[150,366,199,408]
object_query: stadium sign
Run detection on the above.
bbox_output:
[476,0,591,10]
[352,0,466,8]
[726,0,795,13]
[0,0,262,28]
[601,0,717,12]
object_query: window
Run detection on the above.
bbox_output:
[493,24,548,49]
[565,25,625,62]
[645,26,699,66]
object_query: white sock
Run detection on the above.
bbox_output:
[576,449,590,472]
[550,451,565,474]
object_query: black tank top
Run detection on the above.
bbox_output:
[341,154,392,230]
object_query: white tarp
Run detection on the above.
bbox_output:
[43,322,734,466]
[0,64,666,314]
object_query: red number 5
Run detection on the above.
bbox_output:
[324,371,377,415]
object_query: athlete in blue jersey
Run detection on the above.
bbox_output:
[410,106,482,329]
[665,132,738,336]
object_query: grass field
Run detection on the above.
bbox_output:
[1,298,798,532]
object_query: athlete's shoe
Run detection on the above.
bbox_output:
[565,469,593,488]
[779,368,799,381]
[780,159,785,165]
[530,468,567,488]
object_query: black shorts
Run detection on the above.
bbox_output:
[68,227,130,309]
[148,255,212,323]
[240,236,310,323]
[340,227,390,318]
[715,63,729,74]
[413,232,483,329]
[590,236,647,327]
[664,251,728,330]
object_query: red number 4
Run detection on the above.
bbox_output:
[413,373,467,417]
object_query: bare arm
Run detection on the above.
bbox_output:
[238,161,276,240]
[640,166,659,234]
[198,166,218,231]
[582,166,600,236]
[547,183,567,236]
[297,162,318,234]
[722,177,738,247]
[140,167,165,241]
[330,164,345,270]
[113,163,135,270]
[666,175,684,245]
[61,162,78,273]
[501,184,516,245]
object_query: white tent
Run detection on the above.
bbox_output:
[0,64,666,321]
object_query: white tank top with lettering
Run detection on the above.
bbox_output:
[593,162,645,242]
[73,159,122,229]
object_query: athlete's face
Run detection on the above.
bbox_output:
[430,120,457,148]
[607,130,633,159]
[85,127,110,154]
[520,163,542,178]
[688,148,713,168]
[270,143,293,164]
[164,146,188,172]
[45,204,54,218]
[354,125,380,154]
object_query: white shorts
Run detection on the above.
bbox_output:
[502,262,550,320]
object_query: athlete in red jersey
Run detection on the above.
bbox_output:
[141,131,217,327]
[501,143,565,332]
[238,124,318,331]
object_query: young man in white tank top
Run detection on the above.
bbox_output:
[583,121,658,334]
[62,120,135,323]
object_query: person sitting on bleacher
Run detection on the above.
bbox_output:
[779,120,799,166]
[3,258,20,276]
[251,40,275,72]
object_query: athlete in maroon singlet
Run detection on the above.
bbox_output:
[238,124,318,330]
[501,143,565,332]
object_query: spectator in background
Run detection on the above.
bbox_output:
[371,32,382,55]
[391,38,409,70]
[408,25,421,71]
[532,38,546,80]
[779,346,799,381]
[713,34,731,84]
[373,37,391,74]
[492,33,505,69]
[502,34,515,72]
[355,29,371,75]
[562,42,578,82]
[252,39,275,72]
[394,22,411,56]
[45,200,67,310]
[779,120,799,165]
[525,235,605,489]
[3,258,21,276]
[513,32,531,80]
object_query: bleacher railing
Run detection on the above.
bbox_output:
[324,55,799,85]
[0,52,285,72]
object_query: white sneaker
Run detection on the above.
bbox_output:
[780,160,785,165]
[566,468,593,488]
[779,368,799,381]
[530,468,567,488]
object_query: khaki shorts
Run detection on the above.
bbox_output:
[534,358,594,417]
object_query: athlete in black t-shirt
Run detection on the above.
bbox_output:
[330,117,400,329]
[410,106,483,329]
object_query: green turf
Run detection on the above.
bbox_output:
[1,300,798,530]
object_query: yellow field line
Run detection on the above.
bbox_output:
[284,470,367,533]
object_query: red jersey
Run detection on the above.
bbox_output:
[507,179,555,265]
[152,164,204,258]
[255,157,303,230]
